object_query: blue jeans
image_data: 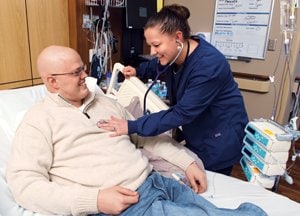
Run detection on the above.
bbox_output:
[92,172,267,216]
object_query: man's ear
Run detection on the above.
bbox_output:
[47,76,59,90]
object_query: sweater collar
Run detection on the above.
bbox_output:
[46,91,96,108]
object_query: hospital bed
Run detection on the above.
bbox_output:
[1,77,300,216]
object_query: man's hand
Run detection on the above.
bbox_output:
[185,162,207,194]
[97,116,128,136]
[97,186,139,215]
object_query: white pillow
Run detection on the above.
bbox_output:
[0,85,47,165]
[0,85,55,216]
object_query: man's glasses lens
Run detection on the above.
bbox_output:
[74,65,87,76]
[50,64,87,76]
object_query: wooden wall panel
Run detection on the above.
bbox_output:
[0,0,31,86]
[68,0,79,50]
[26,0,70,79]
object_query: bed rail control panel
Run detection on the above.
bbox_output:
[240,157,276,189]
[106,63,169,118]
[244,120,292,152]
[243,135,289,164]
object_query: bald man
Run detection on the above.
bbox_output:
[37,45,90,105]
[6,46,266,216]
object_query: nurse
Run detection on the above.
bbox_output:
[98,4,248,175]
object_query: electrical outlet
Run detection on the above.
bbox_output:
[267,39,277,51]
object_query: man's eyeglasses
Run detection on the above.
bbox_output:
[50,64,87,77]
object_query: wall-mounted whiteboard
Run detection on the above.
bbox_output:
[211,0,274,60]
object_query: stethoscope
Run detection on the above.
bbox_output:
[143,40,184,115]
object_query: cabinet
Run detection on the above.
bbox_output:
[0,0,70,89]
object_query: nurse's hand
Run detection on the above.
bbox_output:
[97,116,129,136]
[122,66,137,78]
[185,162,207,194]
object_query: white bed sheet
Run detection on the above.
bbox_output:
[202,171,300,215]
[0,81,299,216]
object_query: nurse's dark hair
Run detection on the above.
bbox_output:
[144,4,191,40]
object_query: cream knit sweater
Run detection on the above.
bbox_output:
[6,92,194,216]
